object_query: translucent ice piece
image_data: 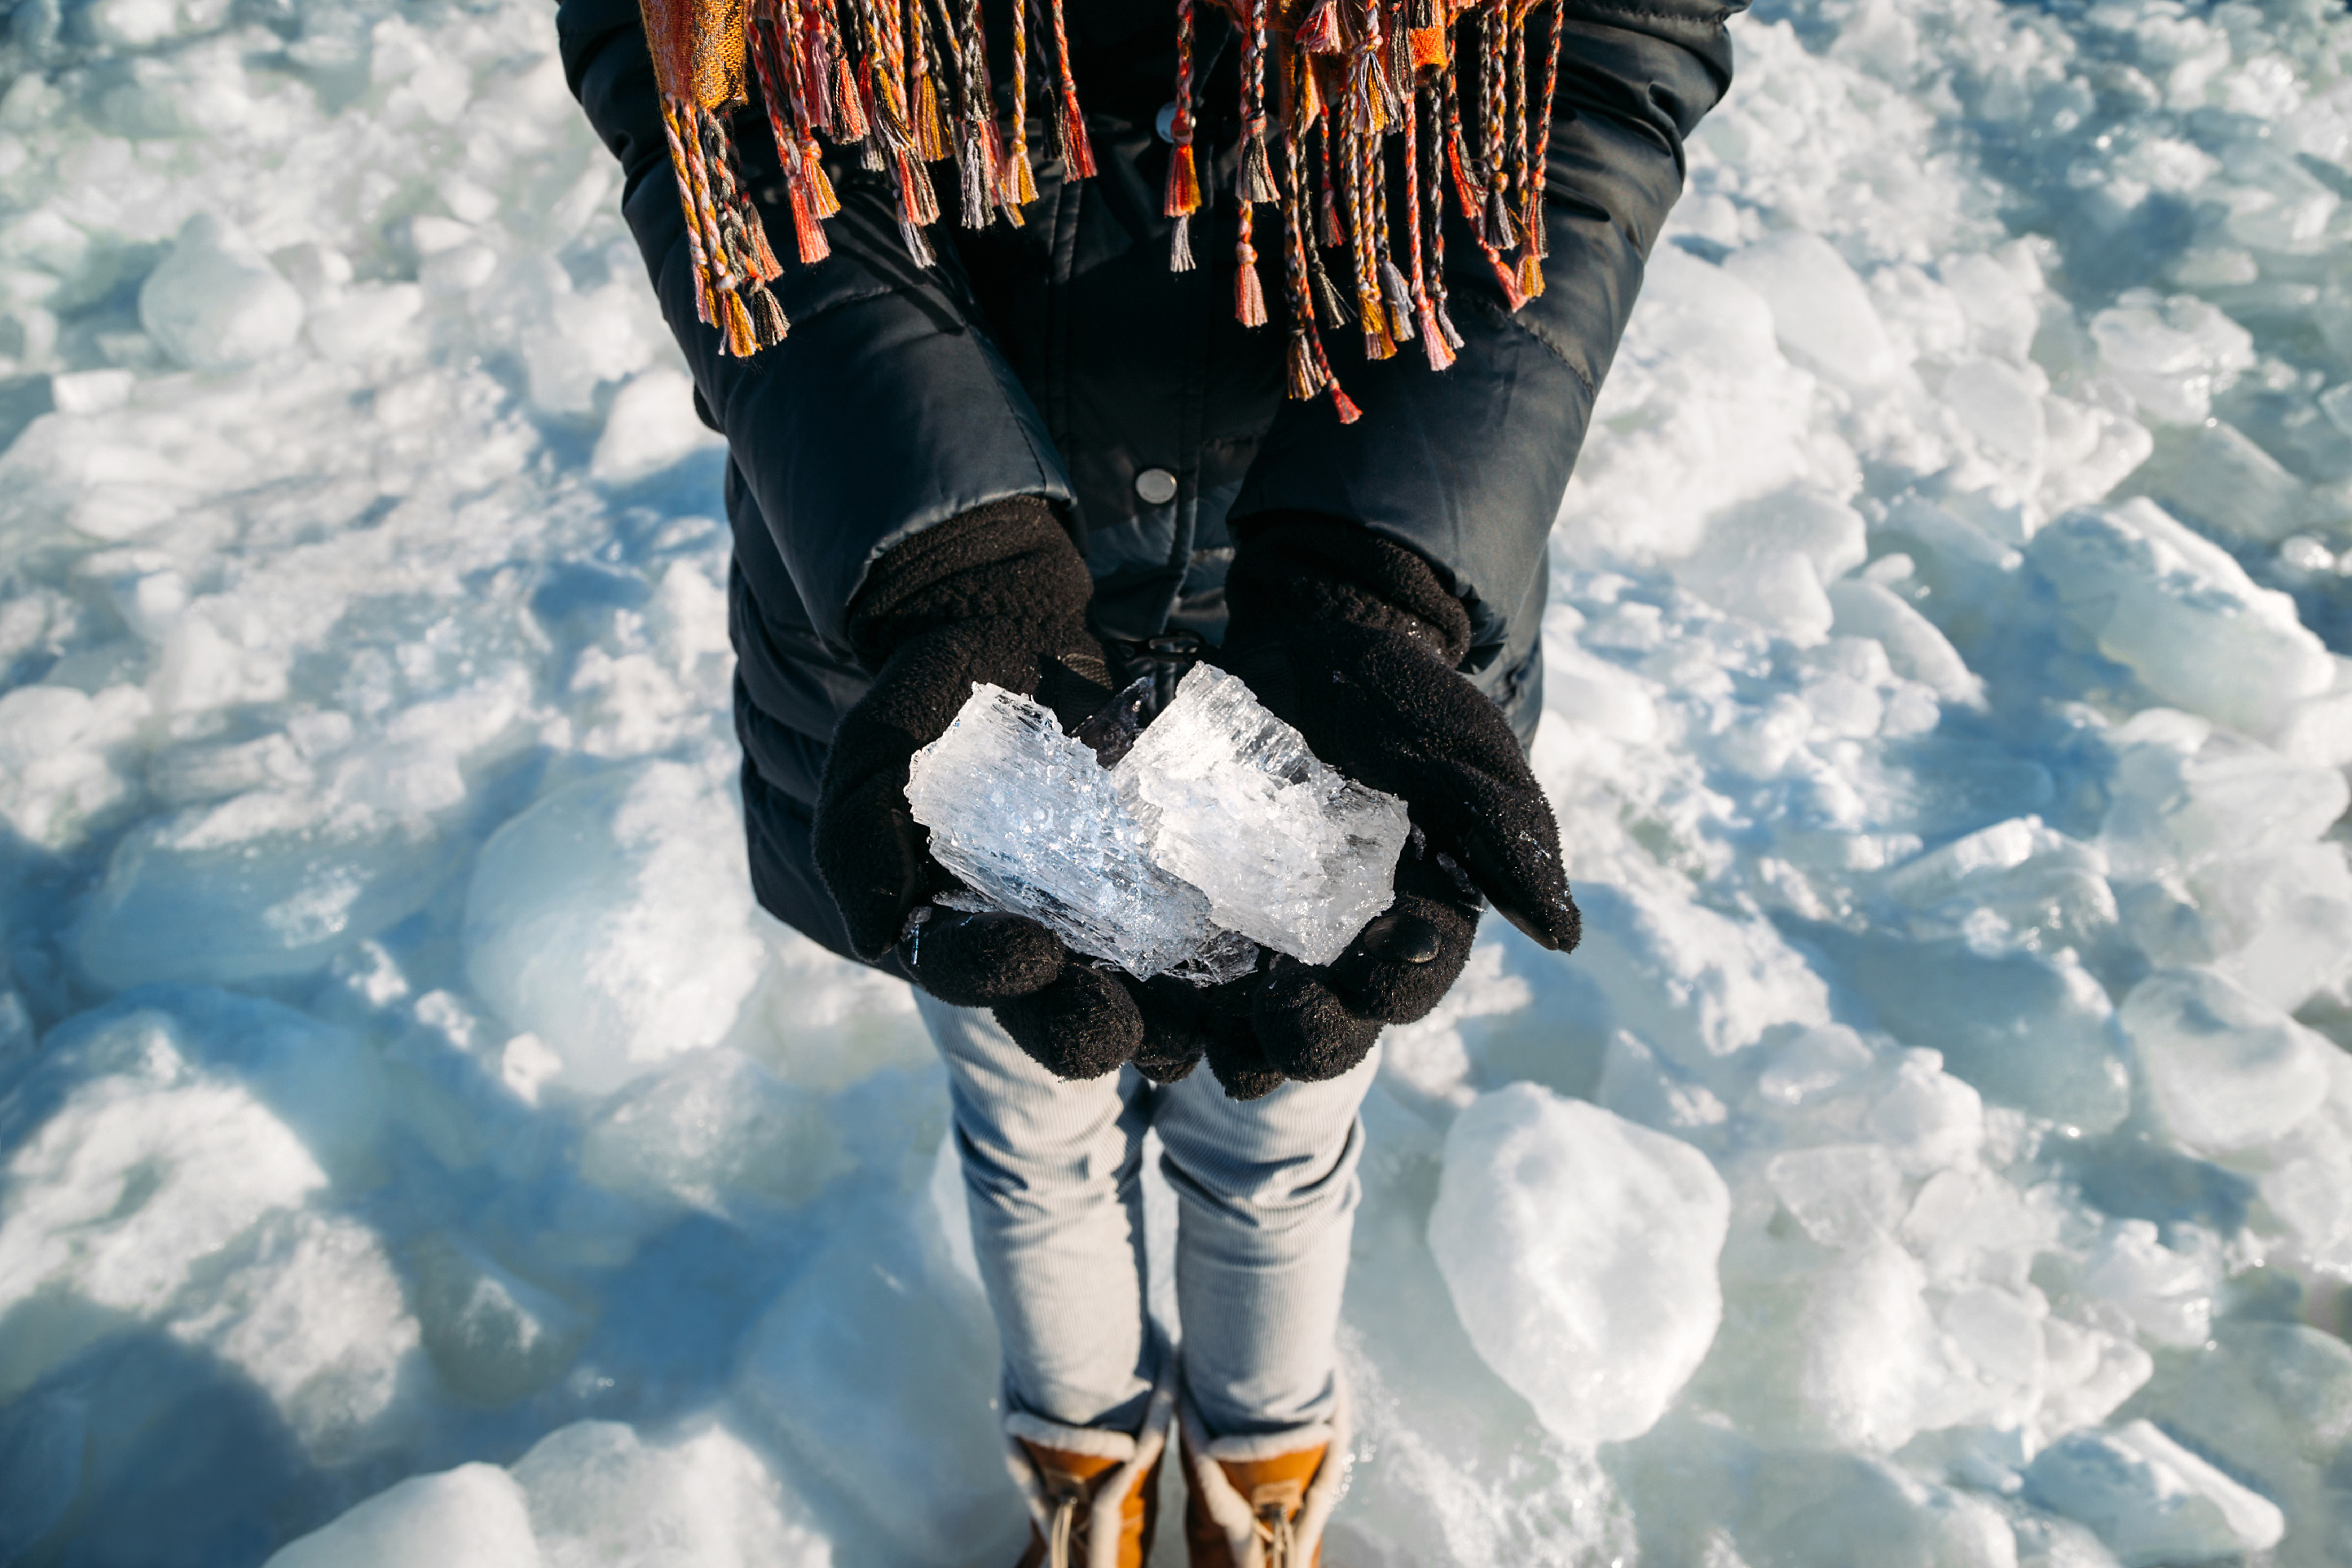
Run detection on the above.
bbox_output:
[1110,664,1409,965]
[904,684,1218,980]
[1163,927,1264,987]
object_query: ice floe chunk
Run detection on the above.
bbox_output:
[1738,1453,2019,1568]
[1557,246,1833,569]
[408,1235,589,1407]
[1768,1143,1907,1249]
[2099,711,2348,879]
[1791,1241,1980,1451]
[1943,356,2048,466]
[2114,1322,2352,1568]
[2119,968,2330,1156]
[1725,230,1906,389]
[139,214,304,372]
[2077,1221,2213,1349]
[1827,579,1981,703]
[0,1049,325,1326]
[263,1463,541,1568]
[170,1209,422,1460]
[1829,936,2131,1134]
[0,683,148,850]
[577,1049,848,1214]
[463,762,763,1096]
[1677,487,1869,643]
[513,1420,833,1568]
[590,367,722,484]
[2130,421,2312,545]
[2087,295,2253,425]
[1429,1085,1729,1447]
[733,1222,1019,1561]
[1876,818,2115,952]
[2030,500,2334,738]
[71,794,453,989]
[1568,874,1835,1081]
[2024,1420,2285,1567]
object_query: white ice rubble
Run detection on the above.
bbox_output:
[6,0,2352,1561]
[903,664,1411,976]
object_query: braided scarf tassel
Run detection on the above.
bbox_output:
[1477,0,1517,249]
[905,0,947,161]
[949,0,1013,225]
[1419,78,1464,359]
[1042,0,1096,178]
[1505,0,1540,299]
[1401,72,1445,365]
[1232,0,1274,326]
[1306,112,1352,328]
[749,1,830,264]
[1002,0,1038,205]
[1165,0,1201,271]
[1520,0,1563,294]
[917,0,990,223]
[1281,88,1359,421]
[1346,108,1392,359]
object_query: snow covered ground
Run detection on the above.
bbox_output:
[2,0,2351,1561]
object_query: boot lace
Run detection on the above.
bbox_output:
[1255,1503,1297,1568]
[1045,1491,1081,1568]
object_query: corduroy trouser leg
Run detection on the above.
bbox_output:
[916,993,1376,1442]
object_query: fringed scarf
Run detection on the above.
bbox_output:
[636,0,1563,421]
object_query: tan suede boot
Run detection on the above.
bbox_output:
[1178,1381,1351,1568]
[1005,1375,1175,1568]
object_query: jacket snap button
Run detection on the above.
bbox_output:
[1134,468,1178,505]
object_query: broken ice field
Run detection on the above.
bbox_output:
[902,664,1412,979]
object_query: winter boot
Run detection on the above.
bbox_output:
[1006,1373,1175,1568]
[1178,1381,1351,1568]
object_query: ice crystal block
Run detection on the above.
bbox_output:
[903,667,1407,978]
[1113,664,1410,965]
[903,684,1220,980]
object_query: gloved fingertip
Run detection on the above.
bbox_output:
[1213,1065,1286,1101]
[1491,889,1581,954]
[993,962,1143,1081]
[1131,1045,1204,1085]
[1363,910,1443,964]
[1199,1015,1285,1101]
[1252,964,1381,1082]
[911,910,1066,1004]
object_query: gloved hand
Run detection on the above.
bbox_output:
[812,499,1146,1081]
[1193,514,1581,1099]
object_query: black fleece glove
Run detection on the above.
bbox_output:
[812,500,1145,1081]
[1198,515,1581,1098]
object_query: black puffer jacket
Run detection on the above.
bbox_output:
[557,0,1740,962]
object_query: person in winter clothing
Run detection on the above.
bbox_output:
[557,0,1738,1554]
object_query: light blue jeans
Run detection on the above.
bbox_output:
[917,994,1378,1441]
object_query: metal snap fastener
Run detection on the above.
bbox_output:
[1134,467,1178,505]
[1155,102,1178,143]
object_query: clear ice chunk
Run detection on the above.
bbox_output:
[1111,665,1410,966]
[902,684,1221,980]
[904,666,1407,981]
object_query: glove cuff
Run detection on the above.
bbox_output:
[1226,513,1474,667]
[847,497,1091,666]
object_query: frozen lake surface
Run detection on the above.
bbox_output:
[2,0,2351,1562]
